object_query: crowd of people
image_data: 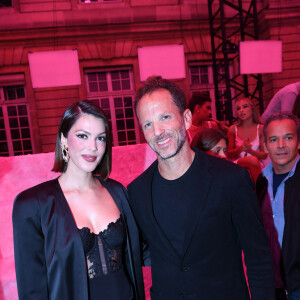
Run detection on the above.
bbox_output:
[12,77,300,300]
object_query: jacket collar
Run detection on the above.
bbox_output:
[139,149,214,263]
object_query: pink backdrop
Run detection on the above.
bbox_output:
[0,143,156,300]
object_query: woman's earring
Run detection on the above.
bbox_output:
[61,144,69,163]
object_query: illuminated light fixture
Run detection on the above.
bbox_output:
[138,44,186,81]
[28,50,81,88]
[239,40,282,74]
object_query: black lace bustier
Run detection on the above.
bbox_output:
[78,216,133,299]
[78,216,126,279]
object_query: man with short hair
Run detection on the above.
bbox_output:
[128,76,274,300]
[256,112,300,300]
[187,92,228,141]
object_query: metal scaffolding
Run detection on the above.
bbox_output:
[207,0,264,124]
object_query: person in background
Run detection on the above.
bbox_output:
[128,76,274,300]
[187,92,228,141]
[192,127,260,182]
[261,81,300,122]
[227,97,267,182]
[292,93,300,118]
[256,112,300,300]
[191,127,227,159]
[12,101,145,300]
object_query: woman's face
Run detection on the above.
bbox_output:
[207,138,227,159]
[62,113,107,174]
[236,99,253,121]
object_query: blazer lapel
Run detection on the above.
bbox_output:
[181,152,214,260]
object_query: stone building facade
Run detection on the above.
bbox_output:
[0,0,299,155]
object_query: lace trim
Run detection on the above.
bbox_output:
[79,217,122,236]
[78,216,125,279]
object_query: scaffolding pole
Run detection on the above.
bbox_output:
[208,0,265,123]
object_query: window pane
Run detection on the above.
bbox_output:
[11,129,20,139]
[104,109,111,119]
[99,82,108,91]
[100,98,110,109]
[115,109,124,119]
[21,128,30,139]
[200,74,209,84]
[14,152,23,156]
[4,86,25,100]
[97,72,106,80]
[0,142,8,153]
[126,119,134,129]
[9,117,19,128]
[114,98,123,108]
[0,119,4,129]
[0,130,7,141]
[7,88,16,100]
[8,106,17,116]
[20,117,29,127]
[0,107,3,117]
[120,70,129,79]
[17,87,25,99]
[111,71,120,80]
[200,66,208,73]
[23,140,32,150]
[18,105,27,116]
[112,81,121,91]
[118,131,126,142]
[191,75,199,85]
[89,82,98,92]
[13,140,22,151]
[88,73,97,81]
[116,120,125,130]
[127,130,136,141]
[125,108,133,118]
[190,66,198,74]
[0,0,12,7]
[121,79,130,90]
[124,97,132,107]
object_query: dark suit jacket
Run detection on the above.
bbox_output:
[12,177,145,300]
[256,159,300,292]
[128,149,275,300]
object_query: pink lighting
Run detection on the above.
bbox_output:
[239,40,282,74]
[28,50,81,88]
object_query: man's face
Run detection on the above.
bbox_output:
[265,119,300,174]
[136,89,191,160]
[197,101,212,121]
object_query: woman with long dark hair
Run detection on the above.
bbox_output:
[13,101,145,300]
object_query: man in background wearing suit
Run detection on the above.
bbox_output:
[127,76,275,300]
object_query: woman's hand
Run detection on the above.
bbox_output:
[243,138,252,152]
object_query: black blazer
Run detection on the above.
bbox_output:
[128,149,275,300]
[12,177,145,300]
[256,159,300,292]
